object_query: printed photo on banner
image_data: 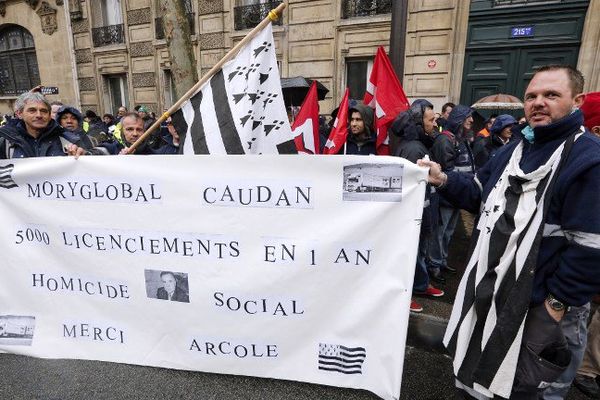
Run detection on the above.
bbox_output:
[0,315,36,346]
[342,163,403,202]
[144,269,190,303]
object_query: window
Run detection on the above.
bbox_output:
[105,75,128,113]
[0,25,40,96]
[342,0,392,19]
[162,70,177,108]
[346,59,373,99]
[101,0,123,26]
[234,1,283,30]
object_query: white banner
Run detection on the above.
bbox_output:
[0,155,426,400]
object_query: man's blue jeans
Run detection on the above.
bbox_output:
[542,303,591,400]
[429,205,460,271]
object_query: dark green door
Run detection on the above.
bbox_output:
[460,0,589,110]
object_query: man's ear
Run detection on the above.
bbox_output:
[574,93,586,108]
[592,126,600,137]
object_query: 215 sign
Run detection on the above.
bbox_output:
[510,26,534,38]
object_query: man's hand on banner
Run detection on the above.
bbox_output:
[417,158,447,188]
[66,144,88,159]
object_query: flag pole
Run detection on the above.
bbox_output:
[127,2,288,153]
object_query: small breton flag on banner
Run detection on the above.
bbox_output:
[171,24,297,154]
[0,164,17,189]
[318,343,366,374]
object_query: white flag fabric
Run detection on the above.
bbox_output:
[172,24,296,154]
[0,155,427,400]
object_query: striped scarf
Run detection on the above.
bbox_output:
[443,130,581,399]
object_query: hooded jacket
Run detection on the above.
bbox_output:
[54,106,99,150]
[389,100,439,234]
[472,115,517,169]
[345,103,376,155]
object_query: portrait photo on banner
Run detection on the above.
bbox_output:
[144,269,190,303]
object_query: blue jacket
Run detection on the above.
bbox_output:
[439,110,600,307]
[0,119,85,158]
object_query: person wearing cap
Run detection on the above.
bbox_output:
[570,91,600,398]
[472,114,517,169]
[580,91,600,137]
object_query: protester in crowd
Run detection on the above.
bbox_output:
[49,101,63,120]
[476,114,497,139]
[115,106,127,123]
[436,102,455,132]
[428,104,475,284]
[419,65,600,400]
[472,114,517,169]
[569,91,600,399]
[156,271,189,303]
[105,112,177,155]
[0,92,87,158]
[103,114,115,129]
[580,91,600,137]
[389,99,444,313]
[518,116,527,125]
[344,103,376,155]
[137,105,155,130]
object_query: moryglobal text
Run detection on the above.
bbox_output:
[24,179,313,208]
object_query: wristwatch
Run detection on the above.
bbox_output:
[546,293,566,312]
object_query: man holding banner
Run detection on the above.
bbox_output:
[420,65,600,399]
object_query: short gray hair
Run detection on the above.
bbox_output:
[15,92,51,113]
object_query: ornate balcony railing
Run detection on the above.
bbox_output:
[492,0,563,6]
[155,13,196,40]
[234,1,283,31]
[92,24,125,47]
[342,0,392,19]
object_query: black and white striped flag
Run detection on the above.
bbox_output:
[443,133,580,399]
[0,164,17,189]
[171,24,296,154]
[318,343,366,375]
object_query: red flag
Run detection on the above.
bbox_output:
[323,88,350,155]
[363,47,410,155]
[292,81,320,154]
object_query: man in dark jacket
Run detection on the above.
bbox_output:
[0,92,87,158]
[345,103,376,155]
[472,114,517,169]
[104,113,177,155]
[420,65,600,399]
[390,99,444,312]
[428,104,475,283]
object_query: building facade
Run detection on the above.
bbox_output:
[0,0,599,116]
[0,0,78,115]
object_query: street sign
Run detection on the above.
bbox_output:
[40,86,59,95]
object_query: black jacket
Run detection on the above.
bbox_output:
[0,119,88,159]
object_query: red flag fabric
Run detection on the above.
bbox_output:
[323,88,350,155]
[363,47,410,155]
[292,81,320,154]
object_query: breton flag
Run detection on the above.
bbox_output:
[0,164,17,189]
[364,47,410,155]
[291,81,320,154]
[322,88,350,155]
[318,343,366,375]
[171,24,296,154]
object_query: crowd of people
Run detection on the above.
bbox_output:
[0,92,179,157]
[1,64,600,400]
